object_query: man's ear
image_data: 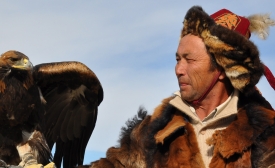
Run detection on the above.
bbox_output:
[218,70,227,80]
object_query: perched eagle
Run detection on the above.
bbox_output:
[0,50,103,168]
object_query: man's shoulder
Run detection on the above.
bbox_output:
[118,95,178,142]
[150,95,177,120]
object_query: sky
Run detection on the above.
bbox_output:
[1,0,275,166]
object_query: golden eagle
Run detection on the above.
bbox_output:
[0,50,103,168]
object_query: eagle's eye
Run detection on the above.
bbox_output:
[9,57,18,62]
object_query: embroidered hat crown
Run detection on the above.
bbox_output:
[210,9,251,38]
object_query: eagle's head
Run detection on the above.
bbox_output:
[0,50,33,72]
[0,50,34,91]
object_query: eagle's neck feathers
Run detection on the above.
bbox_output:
[22,72,34,90]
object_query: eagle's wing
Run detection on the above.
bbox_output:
[32,62,103,168]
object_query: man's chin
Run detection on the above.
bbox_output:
[179,91,196,102]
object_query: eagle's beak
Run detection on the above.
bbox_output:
[12,58,33,70]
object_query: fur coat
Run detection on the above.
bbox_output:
[78,89,275,168]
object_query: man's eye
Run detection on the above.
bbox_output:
[186,58,194,61]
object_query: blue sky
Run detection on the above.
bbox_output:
[1,1,275,166]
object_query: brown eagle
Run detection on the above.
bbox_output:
[0,50,103,168]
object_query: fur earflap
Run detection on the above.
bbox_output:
[248,13,275,39]
[181,6,264,93]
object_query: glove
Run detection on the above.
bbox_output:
[4,162,55,168]
[24,162,55,168]
[16,143,56,168]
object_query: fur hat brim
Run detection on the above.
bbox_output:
[181,6,264,93]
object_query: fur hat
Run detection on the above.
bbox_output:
[181,6,275,93]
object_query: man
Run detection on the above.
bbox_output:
[79,5,275,168]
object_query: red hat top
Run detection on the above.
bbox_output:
[210,9,251,38]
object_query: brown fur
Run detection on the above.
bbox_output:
[91,108,148,168]
[163,121,205,168]
[83,90,275,168]
[155,111,186,145]
[207,105,275,167]
[150,96,174,121]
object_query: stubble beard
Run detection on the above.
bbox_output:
[180,89,199,102]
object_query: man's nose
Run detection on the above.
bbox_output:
[175,62,186,77]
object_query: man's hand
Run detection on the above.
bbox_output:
[16,143,56,168]
[16,143,32,159]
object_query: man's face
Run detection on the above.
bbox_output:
[175,34,219,102]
